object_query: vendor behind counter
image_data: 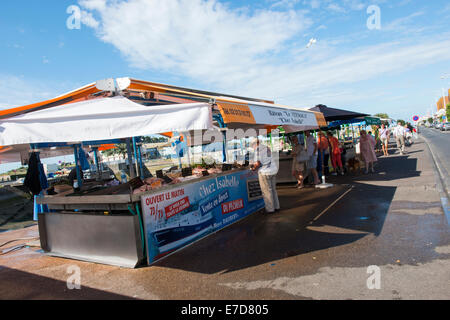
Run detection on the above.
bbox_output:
[68,168,83,190]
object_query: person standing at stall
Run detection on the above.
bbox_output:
[251,138,280,214]
[291,135,308,189]
[68,167,83,191]
[327,132,344,175]
[305,131,320,185]
[317,131,330,178]
[359,130,377,174]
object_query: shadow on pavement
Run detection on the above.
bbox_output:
[151,144,424,274]
[336,155,420,183]
[154,184,395,274]
[0,267,136,300]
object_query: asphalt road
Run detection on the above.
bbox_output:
[419,127,450,196]
[0,139,449,300]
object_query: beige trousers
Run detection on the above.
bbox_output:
[396,136,405,153]
[258,173,280,213]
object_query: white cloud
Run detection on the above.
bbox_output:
[79,0,311,83]
[80,10,100,28]
[242,38,450,104]
[326,3,346,13]
[383,11,426,32]
[79,0,107,11]
[271,0,301,9]
[77,0,450,117]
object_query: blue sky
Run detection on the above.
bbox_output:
[0,1,449,176]
[1,0,449,118]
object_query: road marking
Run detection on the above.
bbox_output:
[310,186,354,224]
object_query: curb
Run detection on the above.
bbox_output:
[420,134,449,197]
[420,134,450,225]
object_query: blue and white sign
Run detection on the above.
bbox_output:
[141,170,265,264]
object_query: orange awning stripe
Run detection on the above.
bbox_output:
[314,112,327,127]
[216,102,256,124]
[160,132,174,138]
[128,79,275,105]
[0,84,100,120]
[98,144,116,152]
[0,146,12,153]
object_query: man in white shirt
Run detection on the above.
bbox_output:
[251,138,280,214]
[305,131,320,185]
[393,122,406,155]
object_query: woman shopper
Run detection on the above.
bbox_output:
[291,135,308,189]
[305,131,321,185]
[379,123,390,157]
[326,132,344,175]
[359,130,377,174]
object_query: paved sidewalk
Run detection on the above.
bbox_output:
[0,140,449,300]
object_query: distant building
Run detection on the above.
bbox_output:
[0,175,12,182]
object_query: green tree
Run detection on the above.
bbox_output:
[427,118,433,124]
[102,143,127,158]
[446,104,450,120]
[142,136,169,144]
[374,113,389,119]
[397,119,406,126]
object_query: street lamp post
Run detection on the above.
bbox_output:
[440,74,449,122]
[440,74,450,108]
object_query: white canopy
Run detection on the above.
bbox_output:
[0,144,78,164]
[0,96,213,147]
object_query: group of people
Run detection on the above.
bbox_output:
[290,130,348,188]
[250,121,413,214]
[378,121,414,156]
[289,130,378,188]
[249,129,378,214]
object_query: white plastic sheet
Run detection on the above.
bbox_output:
[0,96,213,146]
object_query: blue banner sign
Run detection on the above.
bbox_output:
[141,170,264,264]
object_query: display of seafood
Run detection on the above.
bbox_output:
[192,165,223,177]
[133,177,164,195]
[131,164,243,195]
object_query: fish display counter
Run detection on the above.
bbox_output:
[276,152,298,184]
[37,167,265,268]
[1,76,325,270]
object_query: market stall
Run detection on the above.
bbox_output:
[307,104,372,170]
[0,77,324,268]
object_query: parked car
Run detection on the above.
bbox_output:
[435,123,443,130]
[441,122,450,131]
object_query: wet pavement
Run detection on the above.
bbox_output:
[0,138,449,300]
